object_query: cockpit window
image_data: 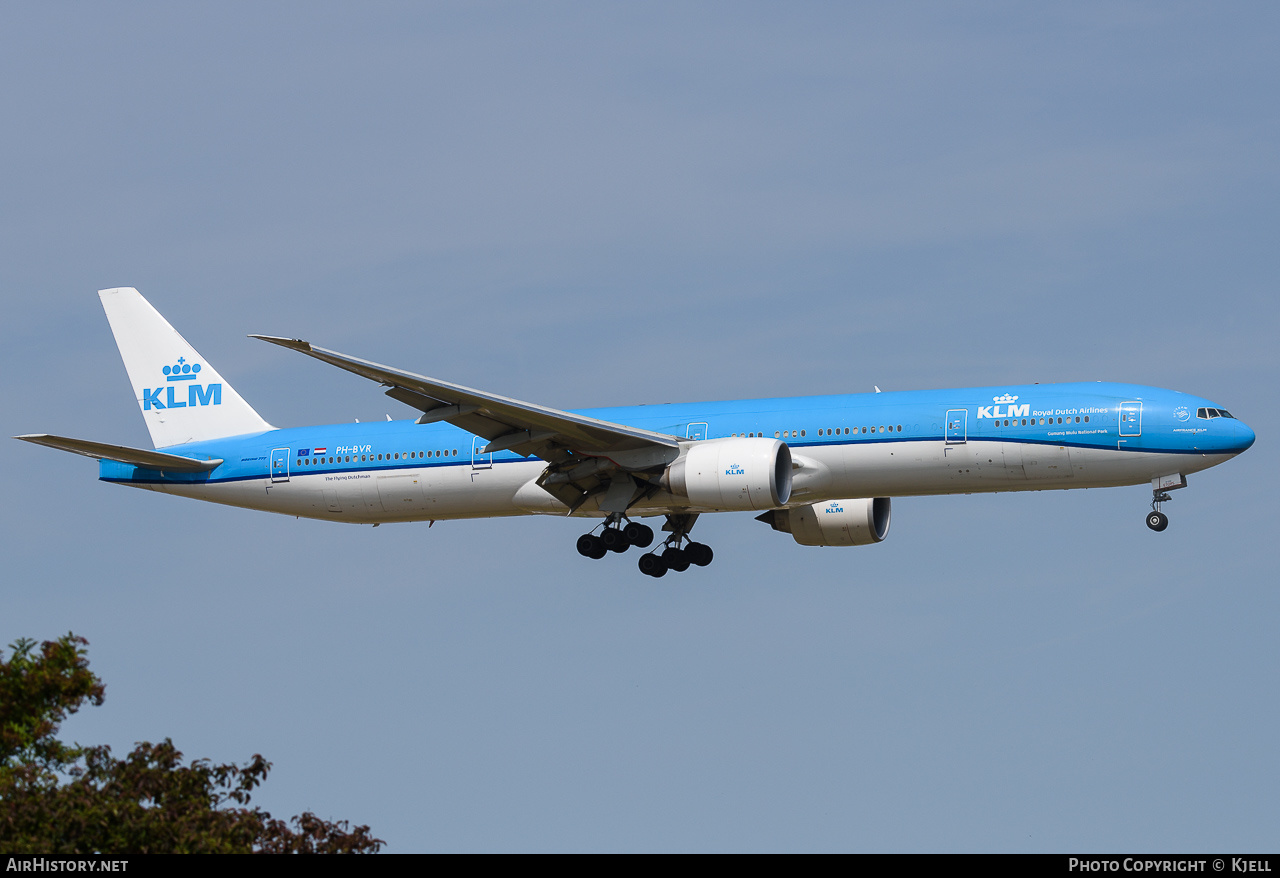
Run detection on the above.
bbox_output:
[1197,407,1236,420]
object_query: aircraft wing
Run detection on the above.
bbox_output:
[251,337,681,508]
[15,434,223,472]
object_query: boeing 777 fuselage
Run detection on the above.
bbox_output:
[17,289,1255,577]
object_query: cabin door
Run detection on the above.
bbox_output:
[471,436,493,469]
[270,447,291,482]
[1119,402,1142,437]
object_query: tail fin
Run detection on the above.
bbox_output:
[99,287,273,448]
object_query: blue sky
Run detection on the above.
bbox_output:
[3,3,1276,851]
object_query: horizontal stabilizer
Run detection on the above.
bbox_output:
[15,434,222,472]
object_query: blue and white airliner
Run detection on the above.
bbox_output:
[18,288,1256,577]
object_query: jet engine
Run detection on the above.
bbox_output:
[757,497,891,547]
[661,437,792,511]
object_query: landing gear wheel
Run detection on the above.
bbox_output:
[576,534,608,559]
[600,527,631,553]
[638,553,668,578]
[662,546,691,572]
[686,542,714,567]
[624,522,654,548]
[1146,511,1169,532]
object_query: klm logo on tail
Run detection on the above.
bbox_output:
[142,358,222,410]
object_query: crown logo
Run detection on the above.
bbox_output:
[163,357,203,382]
[993,393,1018,404]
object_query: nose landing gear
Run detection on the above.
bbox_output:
[1145,474,1187,532]
[1146,491,1171,532]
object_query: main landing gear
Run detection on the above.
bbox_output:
[637,537,714,578]
[575,517,654,559]
[576,513,714,577]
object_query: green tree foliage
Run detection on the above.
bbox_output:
[0,635,383,853]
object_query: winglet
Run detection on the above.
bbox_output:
[249,335,314,353]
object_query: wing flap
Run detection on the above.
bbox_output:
[15,434,222,472]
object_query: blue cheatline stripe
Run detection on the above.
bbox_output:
[98,436,1205,486]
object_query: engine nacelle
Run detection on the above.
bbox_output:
[757,498,891,547]
[662,437,792,511]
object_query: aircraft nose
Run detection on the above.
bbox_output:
[1233,420,1256,453]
